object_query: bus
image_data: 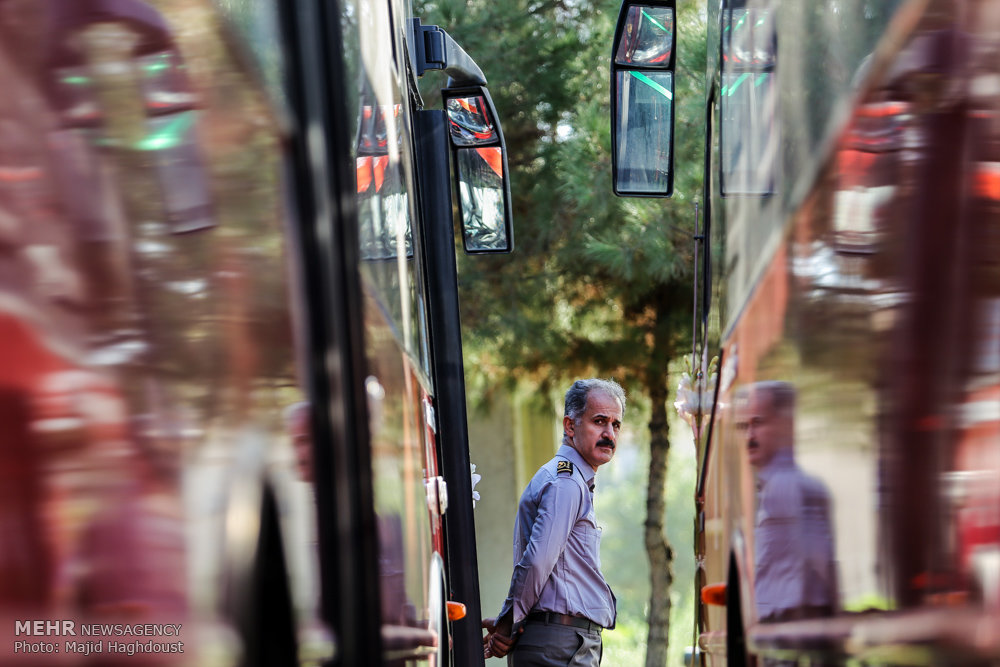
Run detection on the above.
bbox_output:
[0,0,510,665]
[612,0,1000,664]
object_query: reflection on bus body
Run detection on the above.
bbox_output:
[735,382,837,624]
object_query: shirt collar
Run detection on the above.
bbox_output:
[756,447,795,486]
[557,444,596,488]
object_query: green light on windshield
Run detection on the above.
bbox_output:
[630,71,672,100]
[136,113,194,151]
[62,76,90,85]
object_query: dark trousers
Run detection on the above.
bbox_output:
[508,618,602,667]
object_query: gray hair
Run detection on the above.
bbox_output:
[564,378,626,422]
[753,381,796,416]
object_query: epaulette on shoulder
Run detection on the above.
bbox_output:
[556,460,574,475]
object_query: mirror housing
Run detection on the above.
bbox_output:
[611,0,676,197]
[442,86,514,254]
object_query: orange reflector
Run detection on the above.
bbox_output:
[856,101,907,118]
[701,583,727,607]
[974,163,1000,201]
[476,146,504,179]
[447,601,467,621]
[356,157,372,193]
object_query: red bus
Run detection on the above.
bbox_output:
[612,0,1000,664]
[0,0,510,665]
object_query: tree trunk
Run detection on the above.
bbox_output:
[644,362,674,667]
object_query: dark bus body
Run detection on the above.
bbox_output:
[693,0,1000,665]
[0,0,504,665]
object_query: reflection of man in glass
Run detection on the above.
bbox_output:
[736,381,837,624]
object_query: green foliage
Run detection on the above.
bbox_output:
[602,612,648,665]
[417,0,708,401]
[597,413,698,665]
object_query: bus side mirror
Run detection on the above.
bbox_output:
[442,86,514,254]
[611,0,676,197]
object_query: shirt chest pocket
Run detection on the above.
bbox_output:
[576,513,602,558]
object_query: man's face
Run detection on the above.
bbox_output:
[735,389,783,468]
[565,390,623,471]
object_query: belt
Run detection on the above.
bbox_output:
[526,612,602,633]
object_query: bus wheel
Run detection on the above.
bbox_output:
[726,556,754,667]
[244,485,298,666]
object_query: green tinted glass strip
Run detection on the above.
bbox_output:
[641,8,669,33]
[725,72,750,96]
[630,71,673,100]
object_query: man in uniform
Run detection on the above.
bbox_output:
[482,378,623,666]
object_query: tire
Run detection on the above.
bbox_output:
[242,485,298,667]
[726,556,753,667]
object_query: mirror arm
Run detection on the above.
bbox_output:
[410,18,487,86]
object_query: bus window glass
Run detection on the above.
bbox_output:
[358,100,415,260]
[720,4,776,196]
[724,8,775,68]
[346,0,440,659]
[720,70,776,195]
[351,3,429,376]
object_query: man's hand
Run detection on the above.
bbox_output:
[481,616,519,659]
